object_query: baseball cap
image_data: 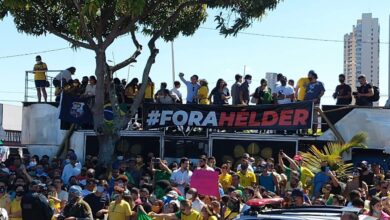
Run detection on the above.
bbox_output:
[31,179,42,186]
[293,155,303,162]
[69,185,83,197]
[166,190,178,198]
[242,153,250,158]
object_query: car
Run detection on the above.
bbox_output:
[236,198,362,220]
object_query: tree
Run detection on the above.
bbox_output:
[301,132,368,177]
[1,0,281,165]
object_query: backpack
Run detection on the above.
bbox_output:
[369,86,380,102]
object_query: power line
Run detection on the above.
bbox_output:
[0,27,388,60]
[0,47,70,60]
[0,91,24,94]
[200,27,389,44]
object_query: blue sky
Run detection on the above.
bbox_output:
[1,0,390,105]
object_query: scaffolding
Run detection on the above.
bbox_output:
[24,70,63,102]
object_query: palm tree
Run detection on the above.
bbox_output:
[300,132,368,177]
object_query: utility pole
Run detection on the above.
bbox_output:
[171,41,176,86]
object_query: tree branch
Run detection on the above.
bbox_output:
[101,16,128,49]
[73,0,97,48]
[111,30,142,72]
[46,20,94,50]
[102,1,162,50]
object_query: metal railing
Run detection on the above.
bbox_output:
[24,70,63,102]
[4,130,21,146]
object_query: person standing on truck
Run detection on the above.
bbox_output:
[33,55,48,102]
[354,74,374,106]
[179,72,200,104]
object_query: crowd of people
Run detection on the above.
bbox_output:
[0,149,389,219]
[33,55,378,109]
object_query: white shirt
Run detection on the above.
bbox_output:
[274,85,294,104]
[61,163,81,185]
[236,164,254,172]
[55,69,73,82]
[170,169,193,195]
[171,88,182,100]
[84,84,96,96]
[192,198,205,212]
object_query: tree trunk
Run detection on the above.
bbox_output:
[94,50,115,165]
[129,50,158,123]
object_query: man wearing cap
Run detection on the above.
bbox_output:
[107,186,132,220]
[21,179,53,220]
[61,152,81,185]
[61,185,93,219]
[354,74,374,106]
[236,159,256,188]
[359,161,374,186]
[116,175,130,195]
[236,153,254,172]
[279,152,314,189]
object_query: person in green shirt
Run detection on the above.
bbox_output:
[151,158,172,184]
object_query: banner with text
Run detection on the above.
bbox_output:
[143,101,313,130]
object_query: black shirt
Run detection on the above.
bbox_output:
[360,171,374,186]
[21,191,53,220]
[335,84,352,105]
[356,84,373,106]
[240,81,250,103]
[84,193,110,219]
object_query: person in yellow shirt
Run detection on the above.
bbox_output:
[9,185,24,220]
[197,79,210,104]
[295,77,310,101]
[0,180,10,214]
[236,160,256,188]
[219,164,232,192]
[144,77,155,103]
[33,55,48,102]
[124,78,139,104]
[107,186,132,220]
[150,199,201,220]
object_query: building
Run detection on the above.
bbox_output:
[386,15,390,107]
[343,13,380,90]
[0,103,22,160]
[265,72,278,93]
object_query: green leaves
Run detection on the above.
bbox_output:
[301,132,368,176]
[3,0,282,48]
[116,0,145,16]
